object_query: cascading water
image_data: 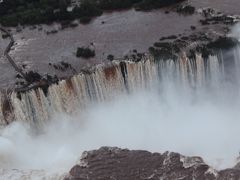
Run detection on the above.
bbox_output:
[2,48,239,128]
[1,45,240,179]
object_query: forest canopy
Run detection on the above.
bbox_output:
[0,0,185,26]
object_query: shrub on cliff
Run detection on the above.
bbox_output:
[207,36,239,50]
[149,46,178,60]
[25,71,42,83]
[107,54,114,61]
[76,47,95,58]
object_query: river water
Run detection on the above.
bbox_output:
[0,0,239,89]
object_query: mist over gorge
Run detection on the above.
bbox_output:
[1,46,240,179]
[1,0,240,180]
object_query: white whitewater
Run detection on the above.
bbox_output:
[1,51,236,127]
[1,45,240,179]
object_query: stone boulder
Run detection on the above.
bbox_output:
[65,147,240,180]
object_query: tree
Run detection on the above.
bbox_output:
[76,47,95,58]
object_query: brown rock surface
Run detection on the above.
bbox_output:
[64,147,240,180]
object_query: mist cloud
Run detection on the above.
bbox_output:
[1,23,240,179]
[1,85,240,179]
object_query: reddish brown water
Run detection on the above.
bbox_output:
[0,0,239,89]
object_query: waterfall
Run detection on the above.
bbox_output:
[0,48,239,128]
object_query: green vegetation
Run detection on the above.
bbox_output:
[0,0,72,26]
[197,37,239,58]
[76,47,95,58]
[107,54,114,61]
[134,0,185,11]
[1,33,9,39]
[72,1,103,20]
[176,5,195,15]
[97,0,141,10]
[207,37,239,50]
[0,0,186,27]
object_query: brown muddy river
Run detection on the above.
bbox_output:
[0,0,240,89]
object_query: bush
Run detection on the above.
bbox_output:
[73,1,103,18]
[0,0,71,26]
[2,33,10,39]
[134,0,185,11]
[76,47,95,58]
[176,5,195,15]
[80,17,92,24]
[107,54,114,61]
[25,71,42,83]
[207,37,239,50]
[97,0,141,10]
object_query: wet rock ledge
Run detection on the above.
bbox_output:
[65,147,240,180]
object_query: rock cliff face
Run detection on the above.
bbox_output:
[65,147,240,180]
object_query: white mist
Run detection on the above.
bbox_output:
[1,85,240,179]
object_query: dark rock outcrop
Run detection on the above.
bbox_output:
[199,8,240,26]
[150,31,239,61]
[65,147,240,180]
[176,5,195,15]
